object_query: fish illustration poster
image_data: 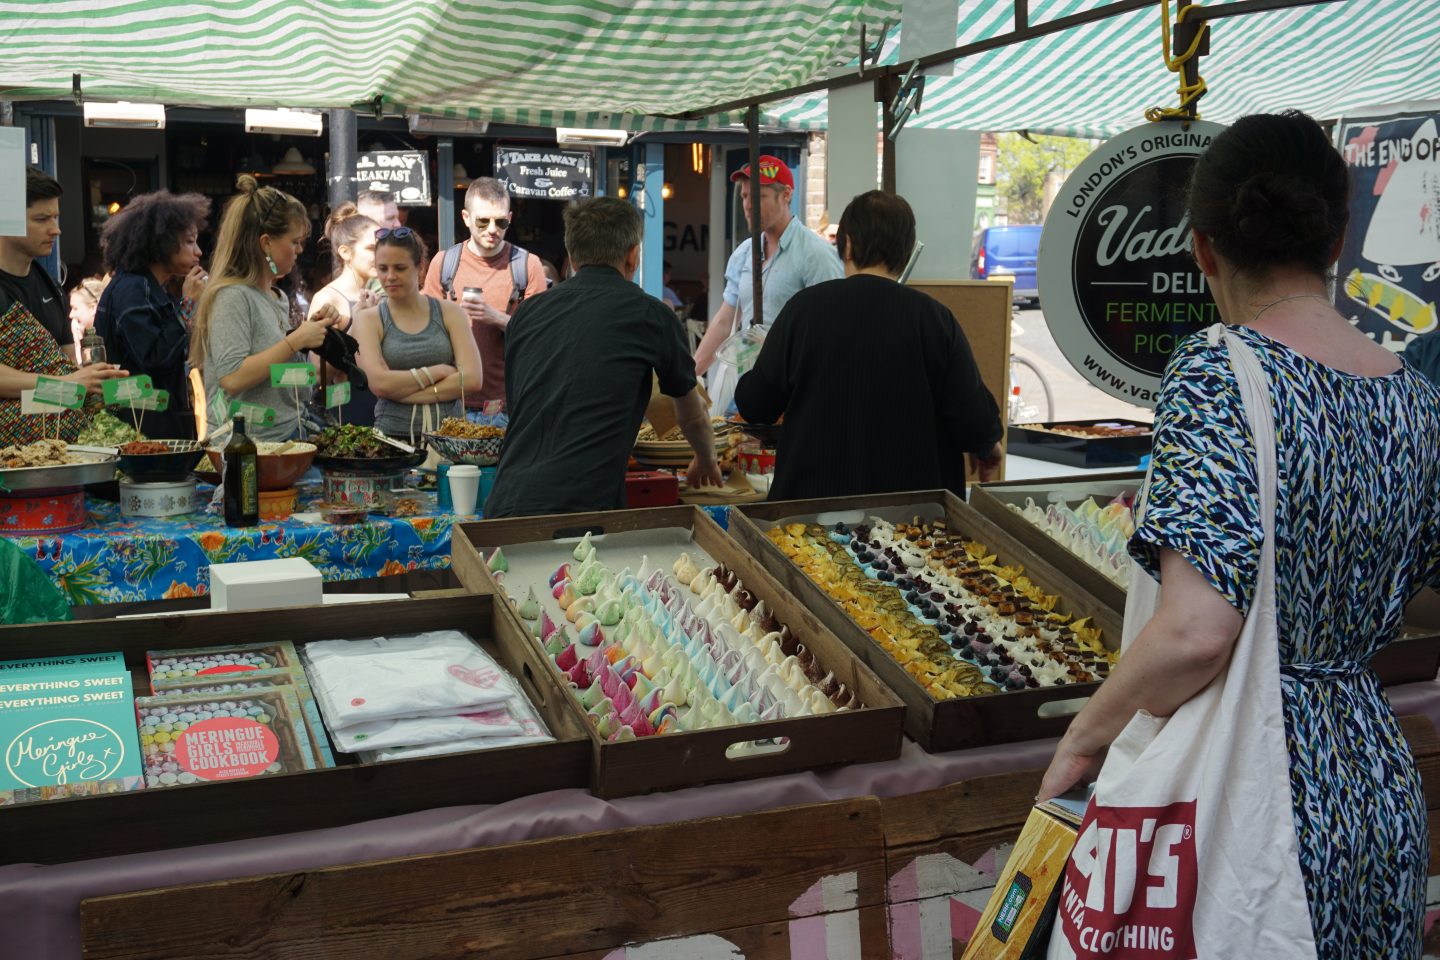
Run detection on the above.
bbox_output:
[1336,111,1440,350]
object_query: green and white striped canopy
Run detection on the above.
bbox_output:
[1,1,1435,135]
[768,0,1440,136]
[0,0,898,132]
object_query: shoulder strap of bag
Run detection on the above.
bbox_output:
[1208,323,1278,534]
[508,244,529,309]
[438,243,465,300]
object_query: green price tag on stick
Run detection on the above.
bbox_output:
[209,390,231,426]
[101,374,155,406]
[270,363,317,388]
[33,376,85,410]
[229,400,277,426]
[132,389,170,412]
[325,382,351,408]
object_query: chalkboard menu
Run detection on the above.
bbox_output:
[354,151,431,206]
[494,147,594,200]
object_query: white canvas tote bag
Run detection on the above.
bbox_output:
[1048,323,1316,960]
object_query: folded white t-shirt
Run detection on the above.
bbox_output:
[332,706,525,753]
[304,631,517,730]
[362,731,553,763]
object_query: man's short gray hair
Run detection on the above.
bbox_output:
[564,198,642,269]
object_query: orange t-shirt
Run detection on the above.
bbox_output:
[421,241,547,405]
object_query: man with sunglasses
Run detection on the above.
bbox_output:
[422,177,546,409]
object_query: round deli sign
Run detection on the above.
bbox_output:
[1039,120,1225,407]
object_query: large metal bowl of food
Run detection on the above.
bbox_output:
[116,439,206,483]
[0,440,117,492]
[312,425,427,476]
[424,417,505,466]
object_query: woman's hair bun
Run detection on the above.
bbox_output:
[235,173,260,195]
[326,201,360,234]
[1186,111,1348,278]
[1230,173,1331,256]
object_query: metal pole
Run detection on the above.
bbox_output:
[0,101,12,127]
[878,75,900,194]
[437,136,455,250]
[747,104,763,328]
[327,108,357,213]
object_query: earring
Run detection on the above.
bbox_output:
[265,253,278,276]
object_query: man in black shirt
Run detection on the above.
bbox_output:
[0,166,126,409]
[486,197,722,517]
[736,190,1004,499]
[0,167,68,347]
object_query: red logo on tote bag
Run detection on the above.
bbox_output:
[1059,800,1198,959]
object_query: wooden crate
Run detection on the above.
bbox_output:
[972,482,1440,687]
[455,505,906,798]
[0,593,592,864]
[968,481,1139,614]
[731,491,1124,753]
[80,797,892,960]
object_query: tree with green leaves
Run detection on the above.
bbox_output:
[995,133,1096,224]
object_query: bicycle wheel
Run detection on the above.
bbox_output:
[1009,355,1053,423]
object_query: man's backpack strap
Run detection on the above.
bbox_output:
[508,244,529,310]
[438,243,465,300]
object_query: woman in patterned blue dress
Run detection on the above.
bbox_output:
[1040,111,1440,956]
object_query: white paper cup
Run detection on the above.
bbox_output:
[448,464,482,515]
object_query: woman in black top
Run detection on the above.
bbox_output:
[735,191,1004,500]
[94,191,211,439]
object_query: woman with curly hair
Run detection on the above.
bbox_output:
[94,190,211,438]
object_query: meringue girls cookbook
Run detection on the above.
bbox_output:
[0,651,144,806]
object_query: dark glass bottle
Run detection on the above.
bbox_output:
[223,415,259,527]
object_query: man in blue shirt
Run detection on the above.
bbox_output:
[693,155,842,415]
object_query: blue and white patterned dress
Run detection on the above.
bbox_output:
[1131,325,1440,958]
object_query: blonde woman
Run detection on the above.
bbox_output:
[308,202,380,425]
[192,176,335,441]
[68,276,108,364]
[308,202,380,329]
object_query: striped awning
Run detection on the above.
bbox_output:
[767,0,1440,136]
[2,1,1434,135]
[0,0,898,132]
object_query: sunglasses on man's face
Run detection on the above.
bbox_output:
[471,217,511,231]
[375,227,414,240]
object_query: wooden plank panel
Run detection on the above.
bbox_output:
[881,770,1043,850]
[80,798,887,960]
[545,906,891,960]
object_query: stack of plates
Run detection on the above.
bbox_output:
[633,420,737,470]
[632,439,694,469]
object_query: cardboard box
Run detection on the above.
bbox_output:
[209,558,323,612]
[962,796,1086,960]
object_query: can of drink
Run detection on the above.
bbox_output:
[435,462,453,511]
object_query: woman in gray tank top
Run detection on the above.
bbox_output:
[349,228,483,443]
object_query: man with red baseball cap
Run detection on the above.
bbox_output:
[693,154,842,415]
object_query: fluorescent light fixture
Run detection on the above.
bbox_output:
[408,114,489,136]
[244,108,324,137]
[83,102,166,129]
[555,127,629,148]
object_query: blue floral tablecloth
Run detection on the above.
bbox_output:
[9,492,731,605]
[13,489,456,605]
